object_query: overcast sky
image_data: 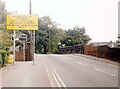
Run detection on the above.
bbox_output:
[2,0,119,42]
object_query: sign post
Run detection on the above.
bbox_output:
[23,42,25,61]
[13,30,15,65]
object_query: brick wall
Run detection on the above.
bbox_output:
[97,46,110,58]
[84,45,98,56]
[60,45,120,62]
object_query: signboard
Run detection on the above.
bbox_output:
[6,15,38,30]
[12,34,27,41]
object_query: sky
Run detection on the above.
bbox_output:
[2,0,119,42]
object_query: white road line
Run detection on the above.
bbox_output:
[52,72,61,87]
[77,62,86,65]
[94,68,116,77]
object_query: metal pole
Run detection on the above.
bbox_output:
[33,30,35,65]
[13,30,15,65]
[23,42,25,61]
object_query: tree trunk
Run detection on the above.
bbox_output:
[43,45,46,54]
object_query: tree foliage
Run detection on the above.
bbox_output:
[0,1,12,67]
[117,34,120,48]
[0,31,12,66]
[61,26,91,47]
[35,16,64,54]
[0,1,7,24]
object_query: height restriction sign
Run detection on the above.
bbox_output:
[6,14,38,30]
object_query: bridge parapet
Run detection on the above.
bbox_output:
[59,44,120,62]
[60,45,84,54]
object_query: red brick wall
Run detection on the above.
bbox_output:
[84,45,98,57]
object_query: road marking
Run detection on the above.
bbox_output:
[43,59,67,88]
[94,68,116,77]
[42,59,54,87]
[52,69,67,88]
[77,62,86,65]
[52,72,61,87]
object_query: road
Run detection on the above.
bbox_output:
[2,54,118,87]
[36,54,118,87]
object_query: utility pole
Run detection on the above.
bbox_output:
[29,0,33,63]
[118,2,120,48]
[33,23,35,65]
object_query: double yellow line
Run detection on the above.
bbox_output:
[52,69,66,88]
[42,58,67,88]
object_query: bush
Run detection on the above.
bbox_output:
[0,30,11,67]
[0,45,10,67]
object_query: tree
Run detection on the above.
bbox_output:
[61,26,91,47]
[0,1,7,24]
[0,30,12,66]
[0,1,12,67]
[117,34,120,47]
[35,16,64,54]
[50,27,64,53]
[35,16,50,54]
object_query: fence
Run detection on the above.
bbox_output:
[10,51,23,61]
[9,42,32,61]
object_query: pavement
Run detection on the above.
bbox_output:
[2,56,51,87]
[73,54,119,65]
[1,54,119,87]
[0,69,2,88]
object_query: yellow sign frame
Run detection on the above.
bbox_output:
[6,14,38,30]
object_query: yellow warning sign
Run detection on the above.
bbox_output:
[6,15,38,30]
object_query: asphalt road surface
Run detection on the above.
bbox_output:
[36,54,118,87]
[2,54,118,87]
